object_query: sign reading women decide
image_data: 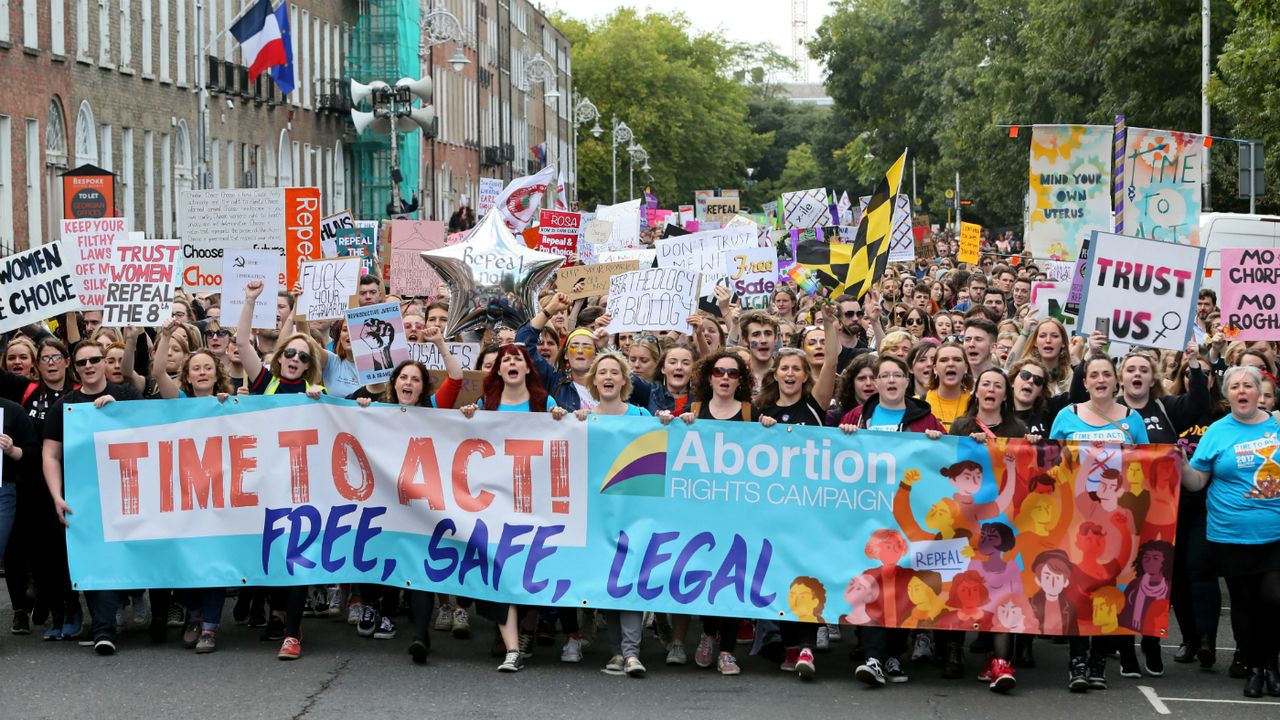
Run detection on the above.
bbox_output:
[66,396,1181,637]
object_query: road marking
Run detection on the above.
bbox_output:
[1139,686,1171,714]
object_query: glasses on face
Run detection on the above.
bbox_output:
[566,345,595,357]
[877,372,906,380]
[905,317,925,326]
[75,356,105,368]
[281,347,313,364]
[39,354,65,364]
[1017,369,1046,387]
[711,366,741,379]
[205,329,232,338]
[944,335,962,343]
[843,308,864,319]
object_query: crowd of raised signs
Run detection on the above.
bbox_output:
[0,223,1277,699]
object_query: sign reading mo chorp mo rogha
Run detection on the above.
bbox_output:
[67,395,1182,637]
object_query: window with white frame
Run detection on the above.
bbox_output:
[51,1,66,55]
[121,127,134,222]
[222,0,232,59]
[99,0,112,66]
[290,5,299,106]
[311,15,319,106]
[1,0,10,45]
[300,9,309,108]
[158,0,169,80]
[99,123,112,171]
[161,133,172,235]
[22,0,36,49]
[120,0,133,69]
[74,100,99,167]
[0,116,12,252]
[26,118,42,247]
[174,0,184,83]
[144,130,155,236]
[77,0,89,58]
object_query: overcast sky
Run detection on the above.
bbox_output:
[541,0,834,82]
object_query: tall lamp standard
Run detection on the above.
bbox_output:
[610,117,633,204]
[627,143,647,199]
[419,1,469,219]
[571,94,600,203]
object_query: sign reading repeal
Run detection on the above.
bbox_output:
[67,396,1182,637]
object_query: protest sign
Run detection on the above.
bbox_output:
[594,200,641,250]
[335,226,377,276]
[857,194,913,262]
[102,238,180,327]
[389,220,446,298]
[1122,128,1204,245]
[604,268,699,333]
[61,217,131,308]
[427,369,486,407]
[1030,281,1076,329]
[724,246,778,309]
[583,219,613,248]
[0,242,84,334]
[694,190,713,220]
[178,188,316,291]
[1044,260,1075,283]
[320,210,355,258]
[1077,231,1204,351]
[1220,248,1280,339]
[221,249,282,330]
[68,400,1182,639]
[599,249,656,267]
[295,258,361,321]
[1066,238,1091,316]
[537,210,582,263]
[345,302,410,384]
[958,222,982,264]
[704,197,739,225]
[477,177,503,217]
[780,188,831,231]
[655,227,756,297]
[555,260,640,300]
[407,341,480,371]
[1026,125,1113,261]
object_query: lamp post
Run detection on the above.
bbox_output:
[572,94,599,203]
[524,54,558,174]
[419,1,468,220]
[610,117,633,204]
[351,78,434,216]
[628,143,647,199]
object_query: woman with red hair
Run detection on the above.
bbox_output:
[460,343,568,672]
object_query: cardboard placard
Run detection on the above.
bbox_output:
[427,369,486,408]
[102,238,180,327]
[537,210,582,263]
[0,241,84,334]
[407,341,480,371]
[1220,248,1280,339]
[477,178,503,217]
[335,226,377,277]
[389,220,446,298]
[704,197,740,225]
[555,260,640,300]
[724,246,778,309]
[320,210,355,258]
[958,222,982,264]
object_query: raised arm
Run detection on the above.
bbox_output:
[425,325,464,381]
[151,319,182,399]
[237,280,265,381]
[813,312,840,409]
[120,325,147,394]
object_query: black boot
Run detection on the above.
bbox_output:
[1244,667,1265,699]
[941,639,964,679]
[1265,665,1280,698]
[1015,636,1036,668]
[1195,634,1216,668]
[1086,653,1108,690]
[1068,655,1089,692]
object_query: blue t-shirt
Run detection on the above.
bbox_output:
[620,404,652,417]
[1049,405,1150,444]
[866,405,905,431]
[1190,414,1280,544]
[478,396,559,413]
[322,351,362,399]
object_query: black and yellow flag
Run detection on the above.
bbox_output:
[846,149,908,299]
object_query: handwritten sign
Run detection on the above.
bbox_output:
[0,241,84,334]
[478,178,503,217]
[537,209,581,263]
[1030,281,1076,328]
[295,258,361,321]
[909,539,970,581]
[320,210,355,258]
[704,197,739,225]
[555,260,640,300]
[389,220,445,298]
[102,238,180,327]
[178,188,318,292]
[1221,248,1280,340]
[724,246,778,309]
[583,219,613,248]
[1077,231,1204,351]
[61,217,131,308]
[958,222,982,264]
[221,249,282,330]
[346,302,410,385]
[407,341,480,371]
[655,226,756,297]
[604,268,699,334]
[594,200,641,250]
[1123,128,1204,245]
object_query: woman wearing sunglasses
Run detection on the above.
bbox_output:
[237,279,325,661]
[658,349,758,676]
[903,307,935,340]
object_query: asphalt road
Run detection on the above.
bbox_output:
[0,591,1275,720]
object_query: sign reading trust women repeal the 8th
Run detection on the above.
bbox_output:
[67,395,1182,638]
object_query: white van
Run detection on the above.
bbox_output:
[1200,212,1280,294]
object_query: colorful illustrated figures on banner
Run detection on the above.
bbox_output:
[67,397,1181,638]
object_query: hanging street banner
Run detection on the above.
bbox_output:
[1122,128,1205,246]
[1026,125,1113,262]
[66,396,1182,637]
[1220,247,1280,340]
[1076,231,1204,351]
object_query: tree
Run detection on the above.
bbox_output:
[555,9,770,208]
[1210,0,1280,211]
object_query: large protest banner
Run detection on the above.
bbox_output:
[0,242,84,334]
[1122,128,1204,245]
[67,396,1181,637]
[178,188,318,292]
[346,302,410,384]
[1026,125,1113,261]
[604,268,699,333]
[102,238,180,327]
[62,217,131,308]
[1220,248,1280,340]
[1077,231,1205,351]
[389,220,446,298]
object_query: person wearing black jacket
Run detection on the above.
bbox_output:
[0,396,38,567]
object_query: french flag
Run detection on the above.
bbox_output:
[231,0,289,84]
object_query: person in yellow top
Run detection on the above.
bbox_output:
[925,341,972,431]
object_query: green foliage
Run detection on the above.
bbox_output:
[1210,0,1280,210]
[556,8,770,208]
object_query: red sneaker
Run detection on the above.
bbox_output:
[781,646,800,672]
[989,658,1016,693]
[795,648,816,680]
[278,636,302,661]
[736,621,755,646]
[977,657,995,682]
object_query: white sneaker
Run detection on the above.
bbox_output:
[325,586,343,617]
[451,607,471,639]
[855,658,887,687]
[434,602,454,631]
[497,650,524,673]
[666,641,688,666]
[624,656,647,677]
[604,654,625,674]
[815,625,831,652]
[347,602,363,626]
[826,624,841,642]
[561,637,583,663]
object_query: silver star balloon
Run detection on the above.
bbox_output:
[420,207,564,339]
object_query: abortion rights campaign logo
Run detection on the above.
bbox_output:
[598,429,668,497]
